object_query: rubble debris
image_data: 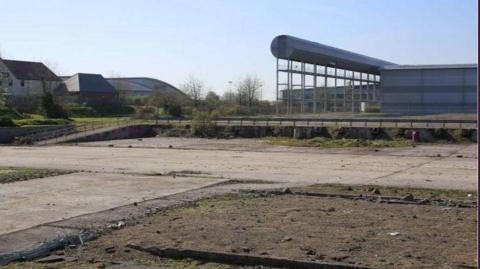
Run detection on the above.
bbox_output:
[402,193,414,201]
[35,255,63,263]
[104,246,116,253]
[371,188,381,195]
[281,187,293,194]
[108,221,126,229]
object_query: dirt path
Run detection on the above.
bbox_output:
[4,190,476,269]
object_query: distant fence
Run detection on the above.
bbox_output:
[158,117,477,130]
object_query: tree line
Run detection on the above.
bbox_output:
[147,74,273,118]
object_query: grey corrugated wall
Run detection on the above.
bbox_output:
[380,67,477,114]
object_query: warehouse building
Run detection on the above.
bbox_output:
[380,64,477,113]
[271,35,477,114]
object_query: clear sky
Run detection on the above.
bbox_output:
[0,0,477,100]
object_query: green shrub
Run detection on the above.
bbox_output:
[67,103,136,117]
[135,106,157,119]
[14,118,71,126]
[68,105,97,117]
[0,117,17,127]
[364,104,380,113]
[90,104,135,116]
[165,103,183,118]
[191,110,216,137]
[0,108,24,119]
[14,136,34,145]
[127,96,147,106]
[216,104,250,116]
[41,91,68,119]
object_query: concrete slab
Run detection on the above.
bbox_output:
[0,143,476,190]
[0,226,79,255]
[0,172,225,235]
[0,181,289,260]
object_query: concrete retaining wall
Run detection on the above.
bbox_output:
[0,126,73,144]
[172,125,477,143]
[73,125,155,143]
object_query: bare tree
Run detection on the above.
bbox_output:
[222,91,237,104]
[148,90,184,117]
[204,91,220,111]
[236,74,263,109]
[181,75,204,108]
[43,60,63,77]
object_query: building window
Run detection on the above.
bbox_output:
[8,80,12,86]
[20,80,25,87]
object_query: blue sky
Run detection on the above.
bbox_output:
[0,0,477,99]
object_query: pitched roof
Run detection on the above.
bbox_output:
[0,59,60,81]
[63,73,116,93]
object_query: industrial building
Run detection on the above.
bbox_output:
[107,77,185,98]
[271,35,477,114]
[380,64,477,113]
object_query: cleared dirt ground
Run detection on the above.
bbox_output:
[4,185,476,269]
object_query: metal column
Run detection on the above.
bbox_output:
[351,74,355,112]
[301,62,305,113]
[313,65,317,113]
[323,66,327,112]
[367,73,370,102]
[287,60,291,114]
[275,58,279,114]
[343,69,347,112]
[333,67,337,112]
[359,73,363,103]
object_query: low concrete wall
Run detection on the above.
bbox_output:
[159,125,477,143]
[0,126,72,144]
[73,125,155,143]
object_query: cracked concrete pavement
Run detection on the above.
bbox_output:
[0,138,476,259]
[0,138,476,191]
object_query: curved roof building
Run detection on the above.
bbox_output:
[271,35,476,114]
[107,77,186,97]
[271,35,396,74]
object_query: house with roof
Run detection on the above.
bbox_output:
[0,58,62,96]
[62,73,118,104]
